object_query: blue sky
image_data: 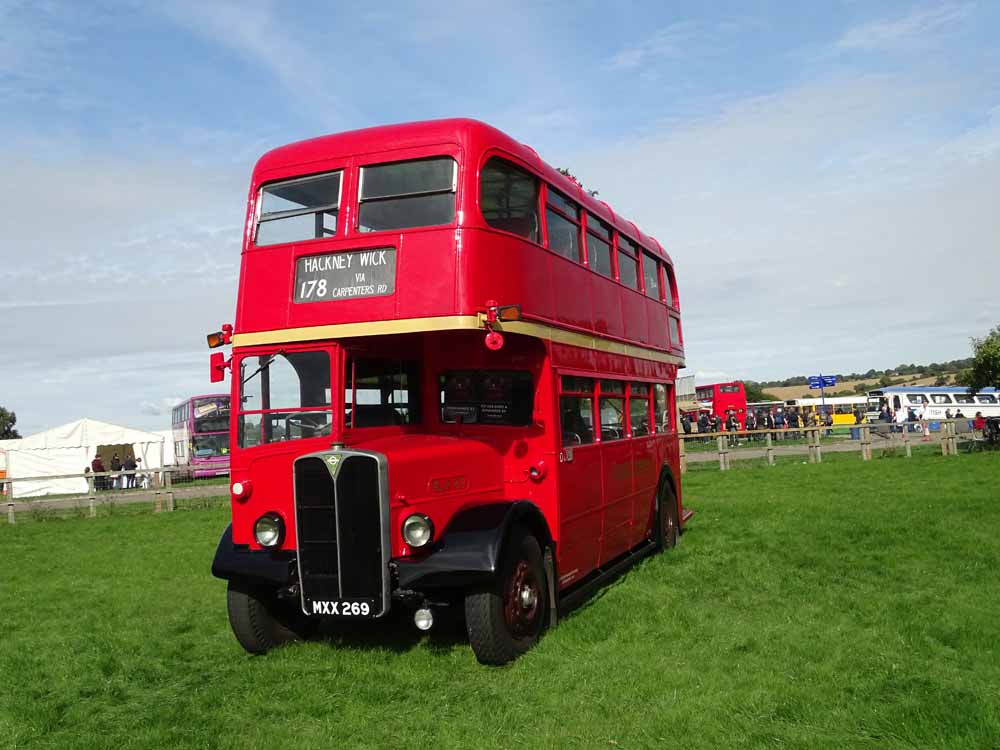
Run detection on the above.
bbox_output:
[2,0,999,434]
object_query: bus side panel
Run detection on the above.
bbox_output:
[599,440,633,564]
[589,275,624,340]
[620,289,647,345]
[550,258,596,334]
[645,297,669,350]
[461,229,555,324]
[555,443,603,588]
[629,435,659,547]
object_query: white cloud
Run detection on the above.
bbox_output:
[838,3,973,50]
[567,72,1000,380]
[608,21,698,70]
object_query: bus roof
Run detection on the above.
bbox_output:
[254,118,671,263]
[870,386,998,394]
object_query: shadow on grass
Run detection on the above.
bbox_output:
[309,605,470,657]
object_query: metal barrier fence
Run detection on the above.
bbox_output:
[678,418,996,473]
[1,467,230,524]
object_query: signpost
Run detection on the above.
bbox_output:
[808,374,838,418]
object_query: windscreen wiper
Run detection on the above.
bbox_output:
[241,349,285,387]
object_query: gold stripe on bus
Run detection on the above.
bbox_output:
[231,314,685,366]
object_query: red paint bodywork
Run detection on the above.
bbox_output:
[225,119,684,592]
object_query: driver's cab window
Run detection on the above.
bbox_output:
[238,351,332,447]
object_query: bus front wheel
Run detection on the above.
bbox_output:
[226,580,310,654]
[465,527,549,665]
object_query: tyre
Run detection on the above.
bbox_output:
[465,527,549,665]
[657,480,679,550]
[226,580,310,654]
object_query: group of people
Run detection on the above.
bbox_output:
[680,407,834,446]
[87,452,144,490]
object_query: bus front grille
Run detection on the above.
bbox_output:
[293,453,387,617]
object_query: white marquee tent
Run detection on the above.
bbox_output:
[1,419,165,499]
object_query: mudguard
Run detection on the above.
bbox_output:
[395,500,552,591]
[210,524,294,587]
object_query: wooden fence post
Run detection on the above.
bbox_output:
[717,435,729,471]
[942,422,951,457]
[166,492,175,512]
[6,498,14,525]
[807,428,817,463]
[902,426,912,458]
[861,426,871,461]
[815,427,823,463]
[765,432,775,466]
[679,437,687,475]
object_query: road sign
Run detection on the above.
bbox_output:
[809,375,837,389]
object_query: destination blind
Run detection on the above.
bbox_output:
[294,248,396,302]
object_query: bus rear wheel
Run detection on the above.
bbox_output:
[657,481,679,550]
[465,528,549,665]
[226,580,310,654]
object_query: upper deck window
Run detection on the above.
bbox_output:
[642,252,661,301]
[618,236,639,290]
[480,158,539,242]
[358,157,456,233]
[586,215,613,278]
[545,189,580,261]
[256,171,342,246]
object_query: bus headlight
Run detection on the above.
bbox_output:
[254,513,284,547]
[402,514,434,548]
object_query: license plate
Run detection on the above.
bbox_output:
[305,598,375,617]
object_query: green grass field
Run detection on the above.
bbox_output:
[2,451,998,749]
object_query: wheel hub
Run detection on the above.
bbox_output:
[504,559,541,638]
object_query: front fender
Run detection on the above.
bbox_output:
[210,524,294,587]
[394,500,551,591]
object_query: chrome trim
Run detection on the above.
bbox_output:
[292,448,392,618]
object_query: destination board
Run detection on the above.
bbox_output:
[294,248,396,303]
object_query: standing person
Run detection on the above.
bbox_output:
[955,409,965,420]
[110,453,122,490]
[894,405,908,435]
[774,408,786,440]
[680,413,692,436]
[945,408,953,420]
[823,409,833,436]
[973,411,986,433]
[123,453,137,489]
[698,412,710,443]
[762,409,775,440]
[91,453,106,491]
[745,410,757,441]
[879,405,890,423]
[726,410,739,447]
[787,408,800,439]
[916,402,930,441]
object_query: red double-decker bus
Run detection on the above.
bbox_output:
[209,119,688,664]
[694,381,747,427]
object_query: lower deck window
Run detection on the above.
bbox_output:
[441,370,533,425]
[560,396,594,445]
[600,397,625,441]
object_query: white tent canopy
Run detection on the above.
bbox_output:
[3,418,165,499]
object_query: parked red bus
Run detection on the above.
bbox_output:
[170,395,230,477]
[694,381,747,428]
[209,119,688,664]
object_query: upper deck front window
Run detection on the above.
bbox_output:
[256,171,342,246]
[358,157,456,233]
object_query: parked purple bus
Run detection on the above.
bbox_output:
[171,395,230,478]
